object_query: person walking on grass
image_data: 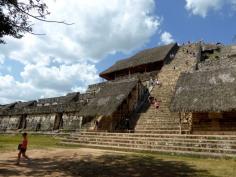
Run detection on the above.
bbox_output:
[16,133,30,165]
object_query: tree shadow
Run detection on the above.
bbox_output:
[0,153,217,177]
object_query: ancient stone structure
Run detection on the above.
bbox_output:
[170,44,236,135]
[1,42,236,157]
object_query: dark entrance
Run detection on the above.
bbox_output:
[53,113,63,130]
[18,114,27,129]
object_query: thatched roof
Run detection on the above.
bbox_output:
[0,102,85,116]
[1,102,17,110]
[38,92,80,105]
[0,92,83,116]
[170,66,236,112]
[79,78,139,117]
[100,43,178,77]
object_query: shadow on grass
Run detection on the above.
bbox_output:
[0,154,217,177]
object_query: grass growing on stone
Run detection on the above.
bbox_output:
[0,134,77,151]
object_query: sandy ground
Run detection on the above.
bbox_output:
[0,148,128,177]
[0,148,222,177]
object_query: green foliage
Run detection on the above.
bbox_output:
[0,0,48,43]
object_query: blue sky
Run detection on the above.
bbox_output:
[97,0,236,73]
[0,0,236,104]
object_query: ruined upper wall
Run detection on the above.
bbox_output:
[0,91,89,116]
[198,44,236,71]
[37,92,80,106]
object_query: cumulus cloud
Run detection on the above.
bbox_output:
[0,75,43,104]
[21,63,99,92]
[160,31,175,45]
[0,0,160,104]
[185,0,236,17]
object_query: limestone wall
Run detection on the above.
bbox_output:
[192,112,236,133]
[0,115,20,131]
[26,114,56,131]
[0,112,83,132]
[62,113,82,130]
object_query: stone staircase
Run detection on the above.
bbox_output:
[59,132,236,157]
[134,44,199,134]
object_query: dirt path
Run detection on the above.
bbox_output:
[0,148,220,177]
[0,148,127,177]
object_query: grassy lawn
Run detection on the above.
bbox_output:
[0,134,73,151]
[134,153,236,177]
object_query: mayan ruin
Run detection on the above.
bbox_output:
[1,42,236,158]
[1,1,236,176]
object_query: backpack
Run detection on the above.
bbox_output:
[18,144,22,150]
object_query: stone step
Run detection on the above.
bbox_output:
[60,142,236,158]
[135,126,186,130]
[66,135,236,144]
[135,123,181,127]
[135,123,183,127]
[134,130,189,134]
[140,115,177,118]
[137,117,179,121]
[137,119,180,123]
[135,127,182,131]
[60,141,236,155]
[76,132,236,140]
[137,112,177,116]
[62,138,236,150]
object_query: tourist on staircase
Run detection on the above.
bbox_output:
[94,120,99,131]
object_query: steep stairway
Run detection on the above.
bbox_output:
[134,44,199,134]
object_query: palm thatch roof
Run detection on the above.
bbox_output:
[0,102,85,116]
[0,92,83,116]
[79,78,139,117]
[170,66,236,112]
[100,43,178,77]
[1,102,17,110]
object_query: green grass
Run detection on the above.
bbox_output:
[133,153,236,177]
[0,134,77,151]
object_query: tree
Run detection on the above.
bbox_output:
[0,0,72,43]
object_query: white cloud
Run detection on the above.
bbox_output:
[0,62,99,103]
[160,31,174,45]
[0,54,5,64]
[185,0,236,17]
[0,0,160,104]
[0,75,42,103]
[21,63,99,92]
[1,0,160,64]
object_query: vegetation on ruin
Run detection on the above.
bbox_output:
[0,0,72,44]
